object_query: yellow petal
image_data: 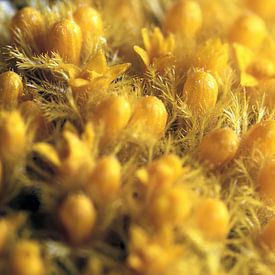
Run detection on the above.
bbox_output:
[84,50,108,74]
[32,142,61,167]
[136,168,149,185]
[134,45,150,66]
[240,72,259,87]
[141,28,151,53]
[153,27,164,53]
[165,34,175,53]
[82,122,95,150]
[232,43,254,71]
[108,63,131,77]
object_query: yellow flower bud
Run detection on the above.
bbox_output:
[0,71,23,110]
[47,19,82,64]
[260,218,275,251]
[10,7,45,52]
[198,128,239,168]
[129,96,168,141]
[241,120,275,158]
[86,156,121,202]
[164,0,202,37]
[10,240,45,275]
[0,111,27,162]
[194,198,230,241]
[183,70,218,114]
[128,226,180,274]
[0,219,9,252]
[58,193,96,244]
[136,154,183,190]
[245,0,275,20]
[74,7,103,53]
[193,39,229,82]
[57,131,93,185]
[94,95,131,145]
[149,186,191,227]
[257,158,275,203]
[228,13,267,50]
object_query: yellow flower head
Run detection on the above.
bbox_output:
[193,38,229,83]
[127,226,181,275]
[134,27,175,70]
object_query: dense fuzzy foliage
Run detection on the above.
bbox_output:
[0,0,275,274]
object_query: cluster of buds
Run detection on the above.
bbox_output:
[134,154,230,242]
[10,5,103,60]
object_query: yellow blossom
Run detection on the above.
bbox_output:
[71,50,130,99]
[127,226,182,275]
[232,43,275,87]
[57,130,93,185]
[134,27,175,70]
[193,38,229,84]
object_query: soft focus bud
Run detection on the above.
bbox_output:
[0,71,23,110]
[194,198,230,241]
[94,95,131,145]
[183,70,218,114]
[58,193,96,244]
[228,13,266,50]
[164,0,202,37]
[0,111,27,162]
[86,156,121,202]
[10,7,45,52]
[74,7,103,55]
[129,96,168,141]
[198,128,239,168]
[47,19,82,64]
[10,240,45,275]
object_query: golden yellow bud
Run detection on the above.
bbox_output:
[245,0,275,20]
[94,95,131,145]
[228,13,266,50]
[10,240,45,275]
[137,154,183,190]
[257,158,275,203]
[47,19,82,64]
[130,96,168,141]
[58,193,96,244]
[164,0,202,37]
[194,198,230,241]
[57,131,93,185]
[87,156,121,202]
[260,218,275,251]
[241,120,275,158]
[0,71,23,109]
[10,7,45,52]
[183,70,218,114]
[74,7,103,53]
[0,111,27,161]
[149,186,191,227]
[198,128,239,168]
[0,219,8,252]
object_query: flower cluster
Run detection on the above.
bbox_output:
[0,0,274,274]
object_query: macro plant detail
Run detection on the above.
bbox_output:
[0,0,274,274]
